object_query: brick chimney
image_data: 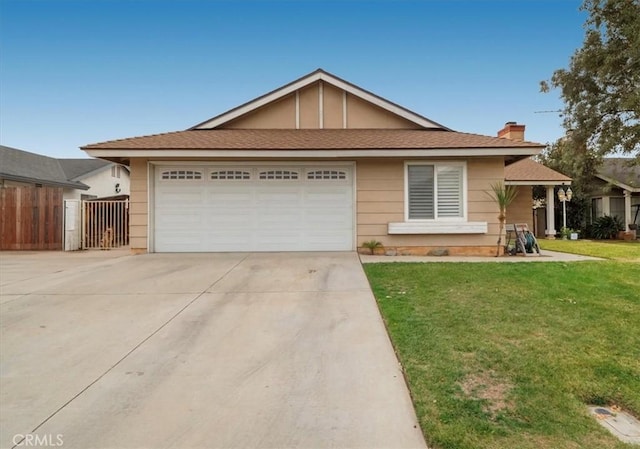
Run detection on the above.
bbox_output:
[497,121,525,141]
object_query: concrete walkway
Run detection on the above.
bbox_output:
[361,249,603,263]
[1,251,426,449]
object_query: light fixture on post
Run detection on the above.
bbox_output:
[557,185,573,231]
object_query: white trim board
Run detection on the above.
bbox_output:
[388,221,488,234]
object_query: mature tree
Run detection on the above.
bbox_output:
[541,0,640,162]
[536,137,601,188]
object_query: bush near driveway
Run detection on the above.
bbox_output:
[364,262,640,449]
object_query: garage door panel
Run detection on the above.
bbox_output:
[301,235,353,251]
[208,218,255,230]
[304,188,351,199]
[258,209,303,222]
[156,214,204,227]
[206,189,253,202]
[155,232,204,252]
[154,165,353,252]
[304,209,352,226]
[156,192,204,206]
[256,192,301,205]
[208,232,253,249]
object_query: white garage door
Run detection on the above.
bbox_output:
[154,165,354,252]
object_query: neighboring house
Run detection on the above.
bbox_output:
[1,145,89,193]
[58,159,130,200]
[0,145,130,200]
[83,69,564,255]
[589,158,640,230]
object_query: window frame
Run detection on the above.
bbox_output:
[258,169,300,181]
[404,161,467,222]
[159,170,203,181]
[210,170,251,181]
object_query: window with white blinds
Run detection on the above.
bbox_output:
[436,166,463,218]
[408,165,435,219]
[407,163,464,220]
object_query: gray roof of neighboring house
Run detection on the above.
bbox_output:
[58,158,112,181]
[0,145,90,190]
[597,158,640,190]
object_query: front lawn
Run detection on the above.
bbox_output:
[540,239,639,261]
[364,262,640,449]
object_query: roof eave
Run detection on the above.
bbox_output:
[506,180,571,186]
[596,174,640,192]
[0,173,90,190]
[84,147,542,158]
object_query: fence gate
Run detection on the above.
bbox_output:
[0,186,63,250]
[82,200,129,249]
[64,200,81,251]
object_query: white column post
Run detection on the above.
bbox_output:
[624,190,632,231]
[603,196,611,216]
[546,186,556,239]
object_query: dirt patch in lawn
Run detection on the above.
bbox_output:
[459,370,515,418]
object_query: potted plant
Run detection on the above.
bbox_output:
[560,227,580,240]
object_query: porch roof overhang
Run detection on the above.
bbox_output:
[505,158,571,186]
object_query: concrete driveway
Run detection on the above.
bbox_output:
[0,251,425,449]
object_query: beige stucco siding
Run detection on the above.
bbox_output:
[224,94,296,129]
[356,160,404,243]
[355,158,504,250]
[129,158,148,252]
[506,186,533,230]
[347,95,421,129]
[299,84,320,128]
[323,83,344,129]
[218,81,421,130]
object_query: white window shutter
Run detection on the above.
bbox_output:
[408,165,435,219]
[436,166,463,217]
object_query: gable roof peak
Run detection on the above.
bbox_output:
[190,69,450,131]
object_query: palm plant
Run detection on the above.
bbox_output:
[362,239,383,255]
[486,182,518,257]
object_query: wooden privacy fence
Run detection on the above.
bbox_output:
[0,187,63,250]
[82,200,129,249]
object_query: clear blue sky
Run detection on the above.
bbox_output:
[0,0,586,158]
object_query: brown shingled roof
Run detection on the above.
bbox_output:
[82,129,544,150]
[505,158,571,182]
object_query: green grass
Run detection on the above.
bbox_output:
[364,262,640,449]
[540,239,639,261]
